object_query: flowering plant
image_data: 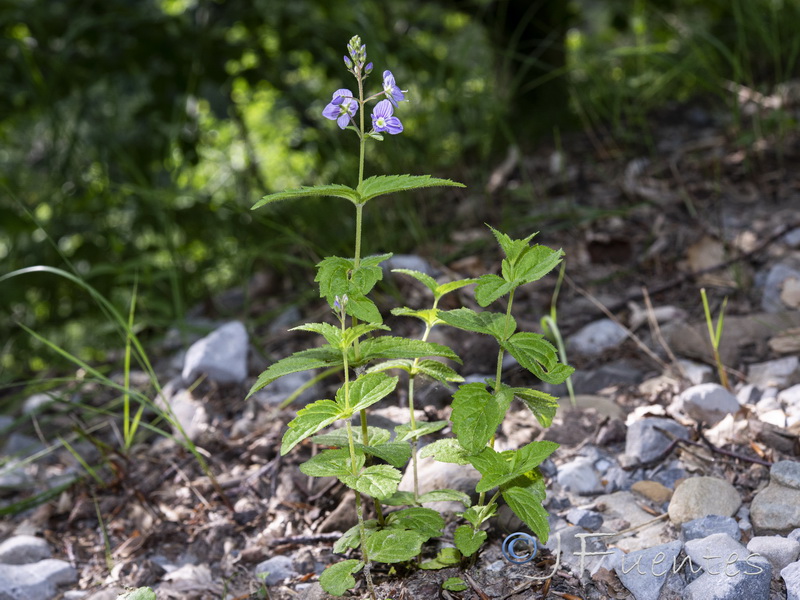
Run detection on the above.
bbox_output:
[248,35,573,599]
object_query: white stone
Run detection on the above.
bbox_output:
[0,535,51,565]
[748,356,800,389]
[182,321,249,384]
[556,457,601,494]
[568,319,628,356]
[668,477,741,525]
[675,383,740,425]
[747,536,800,572]
[783,560,800,600]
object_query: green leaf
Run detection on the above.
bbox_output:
[300,448,364,478]
[454,524,487,557]
[442,577,469,591]
[252,184,360,210]
[386,507,445,540]
[512,387,559,427]
[418,489,472,507]
[511,440,559,475]
[352,253,393,294]
[333,521,378,554]
[412,360,464,384]
[513,244,563,286]
[501,332,574,385]
[451,383,504,454]
[338,372,398,413]
[364,528,425,563]
[474,274,515,307]
[469,441,558,493]
[355,337,461,366]
[281,399,346,455]
[341,323,391,349]
[116,589,157,600]
[390,307,440,327]
[314,254,392,324]
[319,559,363,596]
[246,346,342,398]
[418,438,471,464]
[438,308,514,341]
[292,322,343,347]
[394,420,448,442]
[420,548,462,570]
[341,465,402,499]
[356,174,465,204]
[362,441,412,468]
[392,269,439,294]
[381,491,416,506]
[501,484,551,543]
[488,225,537,263]
[366,358,414,374]
[460,504,497,528]
[435,278,479,299]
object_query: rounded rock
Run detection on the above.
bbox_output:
[668,476,742,525]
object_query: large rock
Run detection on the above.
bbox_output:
[610,540,684,600]
[668,477,741,525]
[784,560,800,600]
[182,321,249,384]
[624,417,689,465]
[0,535,51,565]
[751,460,800,535]
[747,535,800,572]
[683,533,771,600]
[672,383,740,425]
[567,319,628,356]
[0,559,77,600]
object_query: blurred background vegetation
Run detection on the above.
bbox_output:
[1,0,798,388]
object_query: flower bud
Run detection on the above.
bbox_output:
[364,62,373,75]
[344,55,353,69]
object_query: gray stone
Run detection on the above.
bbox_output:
[783,560,800,600]
[785,228,800,247]
[0,535,52,565]
[674,383,740,425]
[736,384,761,405]
[545,525,608,576]
[182,321,248,384]
[165,389,208,442]
[21,393,58,415]
[556,457,602,494]
[683,556,771,600]
[0,460,34,494]
[566,508,604,531]
[681,515,741,542]
[594,491,672,553]
[779,384,800,408]
[790,528,800,543]
[562,361,644,395]
[651,466,688,490]
[751,482,800,535]
[568,319,629,356]
[678,360,714,385]
[0,559,77,600]
[748,356,800,389]
[624,418,689,465]
[255,555,297,586]
[684,533,754,573]
[761,263,800,313]
[668,477,741,525]
[772,460,800,490]
[747,535,800,572]
[610,540,683,600]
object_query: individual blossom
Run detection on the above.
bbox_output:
[382,70,406,106]
[371,99,403,134]
[322,89,358,129]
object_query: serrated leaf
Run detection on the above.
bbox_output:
[364,528,425,563]
[511,440,559,475]
[362,441,412,468]
[418,488,472,507]
[392,269,439,294]
[513,244,563,286]
[292,322,343,347]
[420,548,462,570]
[386,507,445,540]
[442,576,469,591]
[394,420,448,442]
[469,441,558,493]
[451,383,503,454]
[411,360,464,384]
[252,184,360,210]
[366,358,414,376]
[454,524,487,557]
[319,559,363,596]
[512,387,559,427]
[341,465,402,499]
[334,521,377,553]
[438,308,514,341]
[501,332,574,385]
[281,399,347,455]
[435,278,479,299]
[341,323,390,349]
[355,337,461,365]
[337,372,398,413]
[313,426,392,448]
[344,292,383,324]
[381,490,416,506]
[488,225,537,263]
[460,504,497,528]
[246,346,342,398]
[474,274,515,307]
[356,174,465,204]
[501,485,551,543]
[390,307,440,327]
[300,448,364,478]
[418,438,471,464]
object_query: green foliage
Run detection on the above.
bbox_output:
[320,560,363,596]
[442,577,469,592]
[364,529,425,563]
[421,548,462,570]
[115,589,156,600]
[454,525,487,557]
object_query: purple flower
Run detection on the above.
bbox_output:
[371,99,403,134]
[322,89,358,129]
[382,70,406,106]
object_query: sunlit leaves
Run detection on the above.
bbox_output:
[319,559,363,596]
[280,399,346,454]
[454,524,486,557]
